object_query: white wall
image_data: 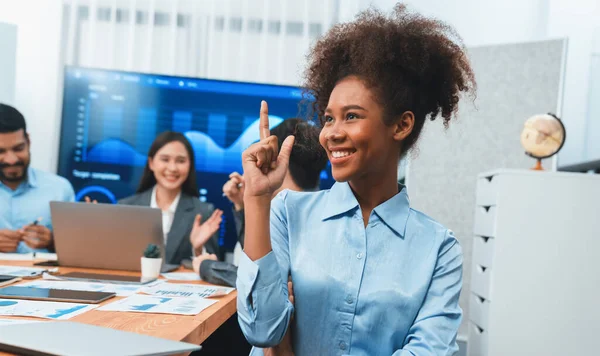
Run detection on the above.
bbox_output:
[546,0,600,167]
[358,0,549,46]
[587,30,600,163]
[0,0,65,174]
[0,22,17,105]
[352,0,600,169]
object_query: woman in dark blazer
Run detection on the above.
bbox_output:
[119,131,222,265]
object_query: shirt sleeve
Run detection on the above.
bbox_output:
[199,260,238,287]
[393,230,464,356]
[232,208,245,248]
[236,191,294,347]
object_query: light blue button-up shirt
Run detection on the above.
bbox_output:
[237,181,463,356]
[0,167,75,253]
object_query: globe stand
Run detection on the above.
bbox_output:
[531,159,543,171]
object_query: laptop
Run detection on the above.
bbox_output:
[0,321,201,355]
[50,202,178,272]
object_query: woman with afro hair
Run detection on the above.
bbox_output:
[236,4,476,355]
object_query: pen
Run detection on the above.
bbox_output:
[25,218,43,243]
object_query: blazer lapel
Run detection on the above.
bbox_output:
[137,189,153,206]
[165,194,195,263]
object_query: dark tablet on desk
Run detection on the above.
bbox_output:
[0,275,21,287]
[59,272,156,285]
[33,260,59,267]
[0,286,115,304]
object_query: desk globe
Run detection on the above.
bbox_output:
[520,113,566,170]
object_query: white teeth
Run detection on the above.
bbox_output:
[332,151,351,158]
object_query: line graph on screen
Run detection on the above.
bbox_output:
[84,114,283,174]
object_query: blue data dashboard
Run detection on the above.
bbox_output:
[57,67,333,249]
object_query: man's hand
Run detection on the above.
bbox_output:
[0,229,22,252]
[192,253,218,274]
[19,224,52,249]
[222,172,245,211]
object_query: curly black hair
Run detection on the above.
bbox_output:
[271,118,327,190]
[303,3,476,155]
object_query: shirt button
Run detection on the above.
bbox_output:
[339,341,347,350]
[345,296,354,304]
[356,253,363,259]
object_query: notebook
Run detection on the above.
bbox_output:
[0,321,201,355]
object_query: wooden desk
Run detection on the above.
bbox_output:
[0,259,237,354]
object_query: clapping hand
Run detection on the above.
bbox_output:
[190,209,223,253]
[84,196,98,204]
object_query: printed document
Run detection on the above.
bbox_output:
[141,283,235,298]
[97,295,216,315]
[0,299,96,320]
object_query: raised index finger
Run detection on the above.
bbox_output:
[259,100,270,140]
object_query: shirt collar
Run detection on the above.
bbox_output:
[372,185,411,238]
[321,182,360,220]
[26,167,37,188]
[150,186,181,213]
[321,181,411,238]
[0,167,37,191]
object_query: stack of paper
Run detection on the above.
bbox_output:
[0,266,48,277]
[34,252,58,261]
[0,253,34,261]
[0,252,57,261]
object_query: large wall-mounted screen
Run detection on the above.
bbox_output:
[57,67,333,249]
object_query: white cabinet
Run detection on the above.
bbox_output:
[467,169,600,356]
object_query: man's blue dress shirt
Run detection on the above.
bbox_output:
[0,167,75,253]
